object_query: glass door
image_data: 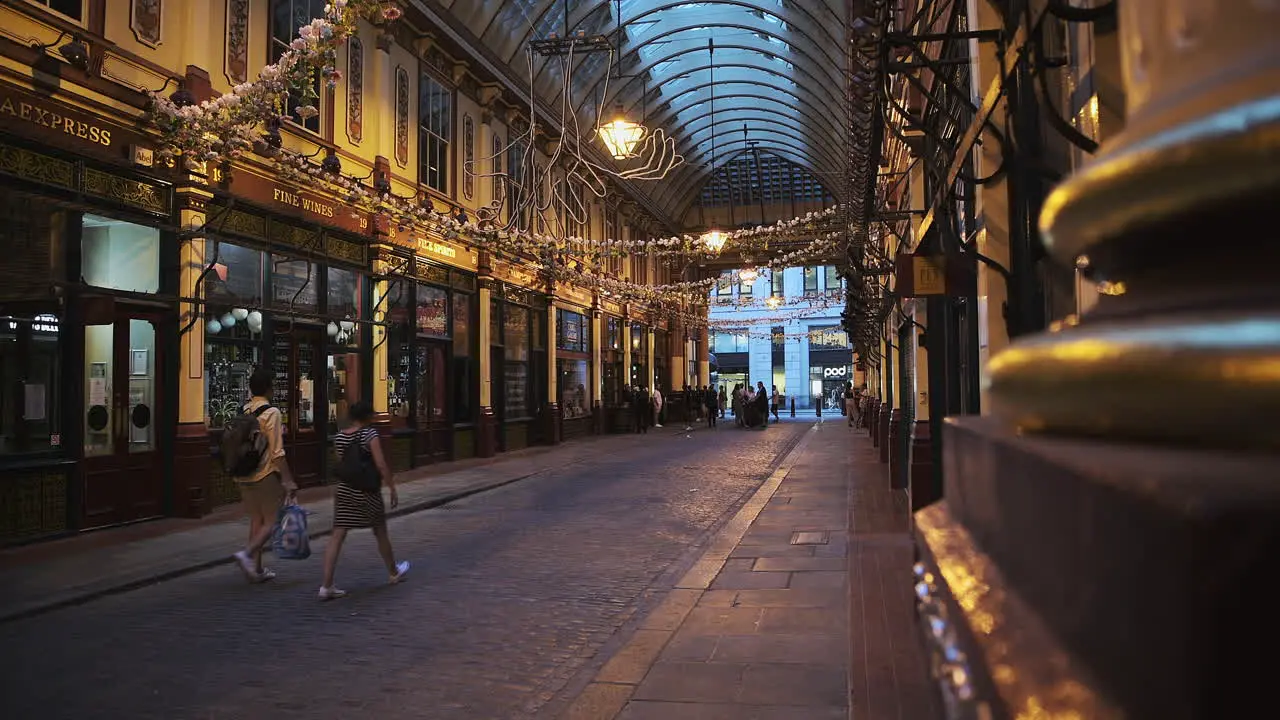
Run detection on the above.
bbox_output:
[414,339,451,462]
[272,329,324,485]
[81,311,163,528]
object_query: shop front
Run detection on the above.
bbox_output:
[807,325,852,411]
[488,283,547,452]
[380,253,477,467]
[600,314,626,432]
[555,305,593,441]
[629,321,649,389]
[199,166,374,503]
[0,82,178,542]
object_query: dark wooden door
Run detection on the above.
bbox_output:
[413,339,451,463]
[80,310,165,528]
[271,330,324,486]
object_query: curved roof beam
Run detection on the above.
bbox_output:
[582,53,847,138]
[634,81,845,151]
[664,145,842,216]
[670,144,839,212]
[670,108,845,164]
[671,118,845,175]
[557,0,846,74]
[655,135,844,208]
[569,27,846,126]
[642,91,845,149]
[674,126,841,177]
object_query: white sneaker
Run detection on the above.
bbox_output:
[318,586,347,601]
[655,424,663,428]
[389,561,410,584]
[232,551,257,582]
[253,568,277,583]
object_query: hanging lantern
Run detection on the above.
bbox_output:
[738,267,759,284]
[597,104,647,160]
[220,312,237,328]
[206,318,223,335]
[701,229,727,254]
[231,307,249,321]
[327,322,339,337]
[765,295,782,309]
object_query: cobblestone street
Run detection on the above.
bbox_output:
[0,422,811,720]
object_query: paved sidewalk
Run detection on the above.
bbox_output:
[558,423,843,719]
[558,420,936,720]
[0,425,702,624]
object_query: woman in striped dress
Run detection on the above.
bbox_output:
[318,401,410,600]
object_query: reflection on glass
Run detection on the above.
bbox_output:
[205,242,262,304]
[453,293,471,357]
[84,324,113,457]
[81,215,160,293]
[327,266,359,318]
[270,255,319,312]
[416,284,449,336]
[505,305,529,362]
[328,349,358,434]
[558,359,591,419]
[127,319,155,453]
[415,343,448,424]
[0,311,61,454]
[206,341,259,428]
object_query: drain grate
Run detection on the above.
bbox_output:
[790,531,830,545]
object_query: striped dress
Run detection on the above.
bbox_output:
[332,426,386,529]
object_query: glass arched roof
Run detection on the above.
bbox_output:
[436,0,849,221]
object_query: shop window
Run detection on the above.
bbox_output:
[269,255,319,313]
[415,284,449,337]
[558,359,591,419]
[0,310,62,454]
[271,0,325,133]
[462,114,475,200]
[419,71,452,193]
[824,265,842,293]
[80,215,160,294]
[712,331,748,354]
[803,266,818,295]
[452,292,473,423]
[385,281,411,421]
[32,0,82,21]
[770,270,783,296]
[327,266,359,319]
[606,317,620,350]
[556,309,589,353]
[808,325,849,350]
[503,304,529,418]
[327,338,359,435]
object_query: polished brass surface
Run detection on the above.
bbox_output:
[915,504,1121,720]
[985,313,1280,446]
[1039,97,1280,269]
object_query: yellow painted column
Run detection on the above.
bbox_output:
[914,303,930,422]
[646,328,656,393]
[177,201,210,425]
[591,311,603,401]
[621,320,632,389]
[370,251,390,415]
[547,302,557,403]
[697,328,710,387]
[478,284,492,407]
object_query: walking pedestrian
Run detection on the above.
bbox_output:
[718,385,728,418]
[770,384,782,422]
[653,385,664,428]
[318,401,409,600]
[704,384,718,428]
[229,367,296,584]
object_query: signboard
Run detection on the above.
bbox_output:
[893,252,977,298]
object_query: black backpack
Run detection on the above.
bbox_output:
[334,430,381,492]
[221,405,273,476]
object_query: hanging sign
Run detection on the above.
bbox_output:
[894,252,977,298]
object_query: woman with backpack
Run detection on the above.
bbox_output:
[318,401,410,600]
